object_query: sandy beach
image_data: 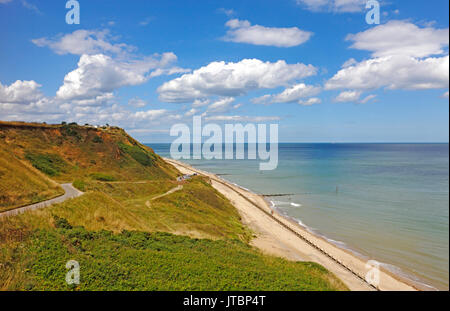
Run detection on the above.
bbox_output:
[164,157,419,291]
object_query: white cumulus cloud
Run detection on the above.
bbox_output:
[32,30,135,56]
[326,55,449,91]
[298,97,322,106]
[158,59,317,103]
[128,97,147,108]
[346,20,449,58]
[206,97,236,113]
[223,19,312,47]
[252,83,321,105]
[334,90,362,102]
[133,109,169,121]
[56,53,182,101]
[0,80,44,104]
[327,21,449,93]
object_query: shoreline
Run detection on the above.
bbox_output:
[264,198,438,291]
[164,157,422,291]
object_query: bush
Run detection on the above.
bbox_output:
[90,173,116,182]
[92,136,103,144]
[52,215,73,229]
[62,124,82,140]
[25,153,68,176]
[118,142,153,166]
[73,180,87,191]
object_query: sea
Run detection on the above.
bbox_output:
[147,143,449,290]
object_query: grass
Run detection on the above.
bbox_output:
[0,148,63,212]
[25,152,69,177]
[0,121,348,291]
[0,121,179,184]
[147,177,251,240]
[6,177,251,239]
[0,219,345,291]
[72,180,87,192]
[90,173,116,182]
[0,176,347,291]
[118,142,154,167]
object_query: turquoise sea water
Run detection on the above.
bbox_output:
[147,143,449,290]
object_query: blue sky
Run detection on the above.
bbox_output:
[0,0,448,142]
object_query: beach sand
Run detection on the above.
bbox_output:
[164,158,418,291]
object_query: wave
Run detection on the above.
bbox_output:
[379,262,438,291]
[270,200,302,207]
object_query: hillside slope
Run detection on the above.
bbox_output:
[0,121,178,184]
[0,121,347,291]
[0,147,63,212]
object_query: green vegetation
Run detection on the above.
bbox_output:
[0,174,346,290]
[0,121,347,291]
[0,222,342,291]
[11,177,250,239]
[62,124,82,140]
[90,173,116,182]
[0,121,178,183]
[92,136,103,144]
[52,215,73,230]
[72,180,87,192]
[118,142,154,166]
[25,153,69,177]
[0,148,63,211]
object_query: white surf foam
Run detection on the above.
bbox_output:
[271,200,302,207]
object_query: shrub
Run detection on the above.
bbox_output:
[90,173,116,182]
[73,180,87,191]
[118,142,153,166]
[52,215,73,229]
[92,136,103,144]
[25,153,68,176]
[62,124,82,140]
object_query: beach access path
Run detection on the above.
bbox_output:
[146,185,183,208]
[164,158,417,291]
[0,183,83,218]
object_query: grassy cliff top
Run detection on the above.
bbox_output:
[0,121,178,183]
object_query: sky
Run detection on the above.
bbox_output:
[0,0,448,143]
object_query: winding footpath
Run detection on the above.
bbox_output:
[0,183,83,218]
[146,185,183,208]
